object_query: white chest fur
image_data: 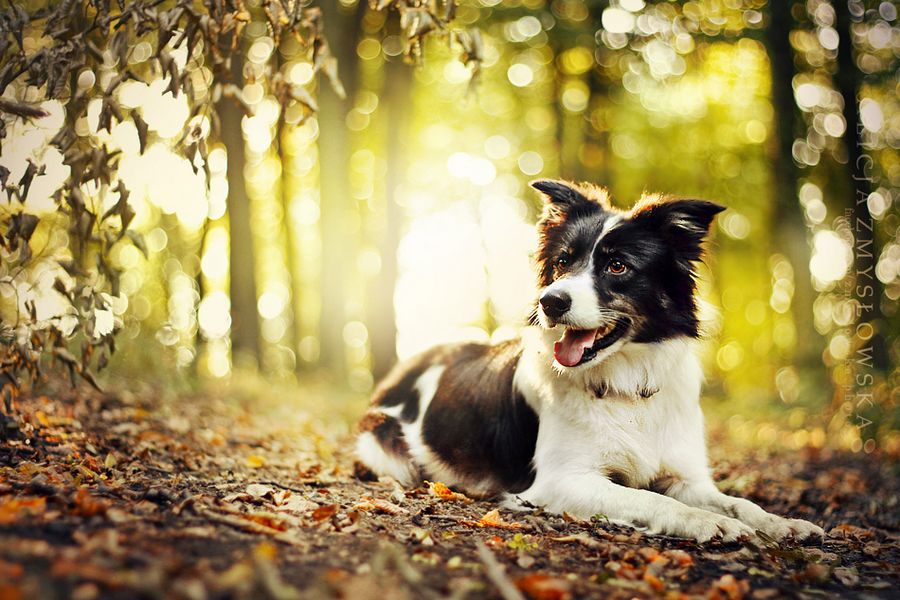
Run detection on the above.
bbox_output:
[516,329,706,489]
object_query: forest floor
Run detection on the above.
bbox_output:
[0,384,898,600]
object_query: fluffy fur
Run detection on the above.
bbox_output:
[355,179,823,543]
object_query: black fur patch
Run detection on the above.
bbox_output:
[371,346,448,423]
[421,340,538,494]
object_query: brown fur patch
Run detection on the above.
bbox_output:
[358,411,387,433]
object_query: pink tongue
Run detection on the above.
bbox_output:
[553,328,598,367]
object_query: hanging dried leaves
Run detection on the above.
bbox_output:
[371,0,483,83]
[0,0,478,434]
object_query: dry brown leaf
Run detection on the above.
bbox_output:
[352,496,407,515]
[311,503,338,521]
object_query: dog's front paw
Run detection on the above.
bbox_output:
[756,515,824,542]
[667,509,756,543]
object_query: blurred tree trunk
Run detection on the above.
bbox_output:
[833,0,888,372]
[276,113,300,372]
[316,1,364,379]
[765,0,822,374]
[368,56,409,381]
[581,2,611,186]
[275,48,300,373]
[219,51,261,369]
[192,219,210,373]
[578,69,611,186]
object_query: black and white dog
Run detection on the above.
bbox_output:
[356,180,823,543]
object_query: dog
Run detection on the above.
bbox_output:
[355,179,824,543]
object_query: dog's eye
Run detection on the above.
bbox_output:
[606,260,627,275]
[555,254,571,269]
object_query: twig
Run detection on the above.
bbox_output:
[475,540,525,600]
[195,505,307,548]
[257,480,307,494]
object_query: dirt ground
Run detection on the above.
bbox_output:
[0,385,897,599]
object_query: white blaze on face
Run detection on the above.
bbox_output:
[540,214,623,328]
[542,268,602,328]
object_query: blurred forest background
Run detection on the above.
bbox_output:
[1,0,898,453]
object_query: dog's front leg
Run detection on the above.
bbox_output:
[664,478,824,541]
[511,474,755,543]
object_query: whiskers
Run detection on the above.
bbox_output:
[594,310,632,330]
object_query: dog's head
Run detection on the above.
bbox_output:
[531,179,724,370]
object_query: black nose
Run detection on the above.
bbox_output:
[540,291,571,320]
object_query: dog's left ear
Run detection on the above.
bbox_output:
[530,180,591,207]
[635,199,725,259]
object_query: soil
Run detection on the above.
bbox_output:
[0,386,897,599]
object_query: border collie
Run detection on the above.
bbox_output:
[355,180,823,543]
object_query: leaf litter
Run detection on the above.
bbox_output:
[0,387,897,599]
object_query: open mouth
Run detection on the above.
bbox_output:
[553,320,630,367]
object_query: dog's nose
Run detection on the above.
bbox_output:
[540,291,571,320]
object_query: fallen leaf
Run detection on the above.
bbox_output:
[708,574,749,600]
[352,496,407,515]
[833,567,859,587]
[0,497,46,524]
[661,549,694,568]
[312,504,338,521]
[71,489,109,517]
[246,483,275,499]
[550,533,603,549]
[643,572,665,592]
[0,560,24,580]
[246,455,266,468]
[426,481,471,503]
[515,573,572,600]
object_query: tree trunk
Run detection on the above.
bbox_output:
[316,1,364,379]
[367,56,408,381]
[765,0,822,376]
[275,46,301,373]
[219,51,261,369]
[833,0,888,373]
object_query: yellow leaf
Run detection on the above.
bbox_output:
[246,455,266,468]
[35,410,50,428]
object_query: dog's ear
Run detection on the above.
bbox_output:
[531,180,611,222]
[633,198,725,260]
[530,180,591,206]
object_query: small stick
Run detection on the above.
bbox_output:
[257,480,307,494]
[475,540,525,600]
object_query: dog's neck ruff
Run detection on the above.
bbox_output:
[519,327,696,402]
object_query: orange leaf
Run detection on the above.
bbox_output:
[661,549,694,568]
[72,489,108,517]
[643,572,665,592]
[0,497,46,524]
[0,560,24,580]
[463,509,525,530]
[243,512,289,532]
[515,573,572,600]
[312,503,338,521]
[426,481,471,503]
